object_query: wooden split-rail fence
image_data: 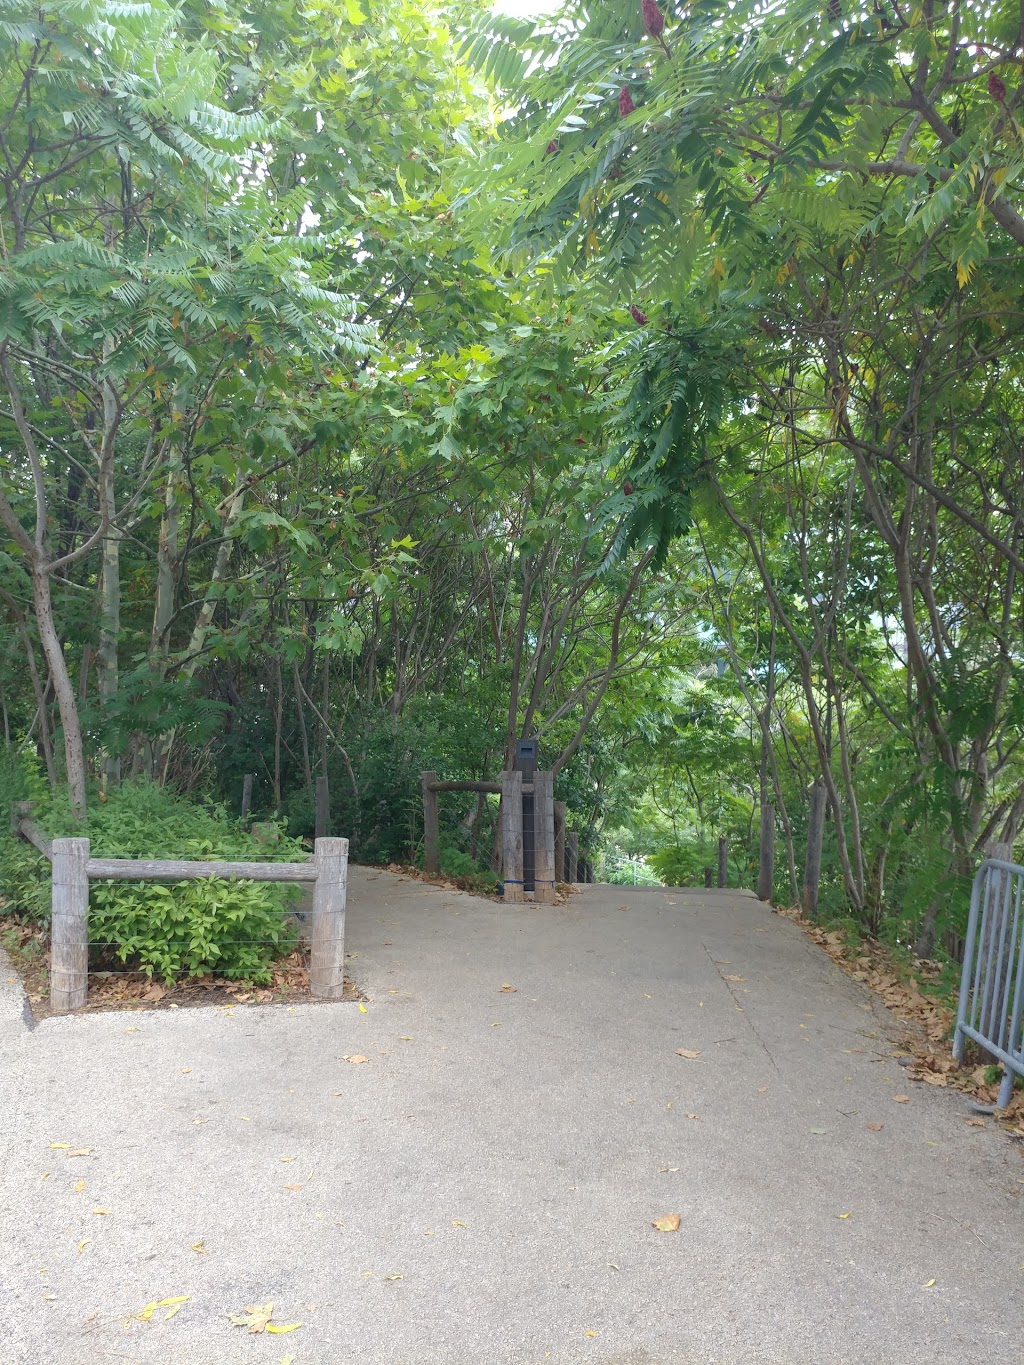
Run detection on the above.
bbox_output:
[13,804,347,1013]
[420,771,596,899]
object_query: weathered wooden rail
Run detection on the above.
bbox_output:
[420,770,564,902]
[13,806,347,1013]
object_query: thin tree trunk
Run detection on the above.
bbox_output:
[32,565,87,816]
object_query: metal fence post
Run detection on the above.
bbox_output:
[50,837,90,1011]
[310,837,348,1000]
[315,774,331,840]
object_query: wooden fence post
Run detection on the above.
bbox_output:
[554,801,567,883]
[420,771,439,876]
[566,831,579,884]
[717,836,728,888]
[315,774,330,840]
[801,780,826,917]
[703,866,713,888]
[50,837,89,1011]
[310,837,348,999]
[501,769,524,901]
[240,773,253,822]
[757,802,775,902]
[533,771,557,903]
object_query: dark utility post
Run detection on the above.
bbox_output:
[515,738,538,893]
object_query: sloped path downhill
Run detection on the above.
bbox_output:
[2,872,1023,1365]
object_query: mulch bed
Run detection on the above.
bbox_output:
[779,905,1024,1136]
[0,917,361,1020]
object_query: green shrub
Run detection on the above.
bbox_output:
[1,779,303,984]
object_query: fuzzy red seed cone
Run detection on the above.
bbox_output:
[630,304,648,325]
[545,139,559,155]
[619,86,635,118]
[623,482,634,495]
[988,71,1007,103]
[641,0,665,37]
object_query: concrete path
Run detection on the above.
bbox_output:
[3,873,1024,1365]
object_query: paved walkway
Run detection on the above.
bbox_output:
[3,873,1024,1364]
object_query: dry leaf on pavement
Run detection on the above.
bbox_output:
[342,1055,368,1065]
[136,1296,189,1323]
[893,1094,909,1103]
[652,1213,681,1232]
[865,1122,884,1131]
[228,1304,275,1333]
[675,1048,701,1060]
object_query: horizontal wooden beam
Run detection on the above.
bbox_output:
[86,858,315,883]
[18,819,53,861]
[426,780,534,795]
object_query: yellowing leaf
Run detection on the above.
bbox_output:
[922,1278,937,1289]
[893,1094,909,1104]
[343,1055,368,1064]
[229,1303,275,1333]
[48,1143,72,1150]
[266,1323,302,1334]
[280,1156,297,1163]
[358,1004,367,1013]
[652,1213,681,1232]
[191,1241,206,1254]
[675,1048,700,1060]
[77,1239,92,1254]
[710,255,726,281]
[837,1212,851,1219]
[74,1180,85,1193]
[91,1208,108,1216]
[135,1296,188,1323]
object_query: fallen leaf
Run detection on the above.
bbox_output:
[723,975,747,983]
[267,1323,302,1334]
[837,1212,851,1219]
[91,1208,108,1216]
[809,1127,829,1135]
[77,1239,91,1253]
[191,1241,206,1254]
[136,1296,188,1323]
[48,1143,71,1150]
[658,1166,680,1173]
[451,1219,468,1228]
[343,1055,368,1065]
[358,1004,367,1013]
[163,1303,185,1322]
[675,1048,701,1060]
[757,1086,768,1094]
[584,1330,599,1337]
[181,1067,192,1074]
[893,1094,909,1104]
[74,1180,85,1193]
[922,1278,936,1289]
[229,1304,275,1334]
[965,1118,987,1128]
[866,1122,884,1131]
[499,984,517,993]
[283,1184,304,1191]
[652,1213,681,1232]
[279,1357,297,1365]
[686,1113,701,1121]
[280,1156,297,1163]
[383,1274,403,1281]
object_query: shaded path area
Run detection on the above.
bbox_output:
[3,873,1023,1364]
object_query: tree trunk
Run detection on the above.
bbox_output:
[32,565,87,817]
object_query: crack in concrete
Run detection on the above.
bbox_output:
[702,940,781,1075]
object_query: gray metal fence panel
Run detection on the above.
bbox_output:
[953,857,1024,1108]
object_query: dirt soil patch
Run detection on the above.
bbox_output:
[779,905,1024,1135]
[0,917,362,1019]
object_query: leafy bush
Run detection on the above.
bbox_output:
[1,779,304,984]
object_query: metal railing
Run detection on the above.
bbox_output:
[953,856,1024,1107]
